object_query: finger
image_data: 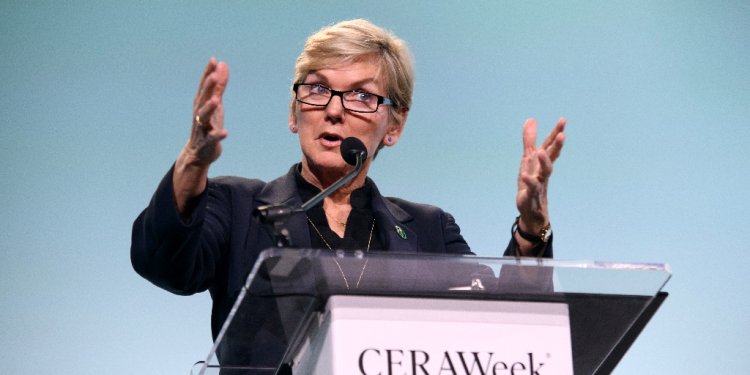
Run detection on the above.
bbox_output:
[194,58,218,108]
[195,64,229,118]
[211,61,229,99]
[540,117,566,150]
[518,149,539,184]
[211,102,227,136]
[541,118,566,162]
[547,132,566,162]
[195,98,219,131]
[198,57,217,91]
[522,118,538,157]
[196,73,220,114]
[537,148,553,181]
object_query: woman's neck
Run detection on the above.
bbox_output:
[300,161,371,203]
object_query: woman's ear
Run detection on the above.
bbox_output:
[383,108,408,146]
[289,111,298,133]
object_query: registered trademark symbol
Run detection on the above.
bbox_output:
[546,353,551,359]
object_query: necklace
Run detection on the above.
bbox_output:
[324,210,347,228]
[307,216,375,289]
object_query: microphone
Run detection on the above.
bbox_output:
[340,137,368,166]
[253,137,369,246]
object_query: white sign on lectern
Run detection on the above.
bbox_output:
[293,295,573,375]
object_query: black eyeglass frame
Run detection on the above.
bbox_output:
[292,83,395,114]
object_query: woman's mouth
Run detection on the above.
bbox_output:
[319,133,343,147]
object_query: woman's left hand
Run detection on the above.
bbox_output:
[515,117,566,254]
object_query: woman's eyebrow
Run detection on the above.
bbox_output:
[306,72,379,90]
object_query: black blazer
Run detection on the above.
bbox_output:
[131,164,545,365]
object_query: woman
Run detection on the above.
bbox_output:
[132,19,565,365]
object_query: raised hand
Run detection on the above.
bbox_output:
[515,117,566,254]
[173,58,230,215]
[187,58,230,166]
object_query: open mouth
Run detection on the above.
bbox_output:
[319,133,344,146]
[322,134,342,142]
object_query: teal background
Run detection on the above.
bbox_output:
[1,1,748,373]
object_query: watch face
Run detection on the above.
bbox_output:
[541,226,552,243]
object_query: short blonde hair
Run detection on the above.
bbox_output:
[292,19,414,126]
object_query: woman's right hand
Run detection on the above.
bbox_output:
[174,58,230,215]
[187,57,230,166]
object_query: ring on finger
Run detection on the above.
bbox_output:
[194,114,203,127]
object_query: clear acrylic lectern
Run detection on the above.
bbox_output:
[191,249,670,375]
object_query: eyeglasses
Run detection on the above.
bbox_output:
[293,83,394,113]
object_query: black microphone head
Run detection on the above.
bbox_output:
[340,137,368,166]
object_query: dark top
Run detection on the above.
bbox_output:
[296,166,384,252]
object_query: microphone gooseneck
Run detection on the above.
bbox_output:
[300,137,367,211]
[253,137,369,247]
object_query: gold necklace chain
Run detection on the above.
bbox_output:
[306,216,375,289]
[325,210,347,227]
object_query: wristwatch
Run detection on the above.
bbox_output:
[512,216,552,244]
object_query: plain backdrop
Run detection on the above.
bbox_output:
[1,1,748,374]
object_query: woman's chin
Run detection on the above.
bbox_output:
[304,155,350,174]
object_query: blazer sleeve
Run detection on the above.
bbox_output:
[431,202,553,258]
[130,166,231,295]
[440,210,473,255]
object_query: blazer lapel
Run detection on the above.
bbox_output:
[253,167,419,252]
[369,182,419,253]
[254,166,311,249]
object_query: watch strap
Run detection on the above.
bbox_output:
[512,216,551,244]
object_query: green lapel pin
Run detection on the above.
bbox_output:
[395,225,407,240]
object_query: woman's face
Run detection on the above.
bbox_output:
[289,60,404,180]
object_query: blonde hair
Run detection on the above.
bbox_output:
[292,19,414,126]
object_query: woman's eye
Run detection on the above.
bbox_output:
[309,84,329,94]
[354,91,373,102]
